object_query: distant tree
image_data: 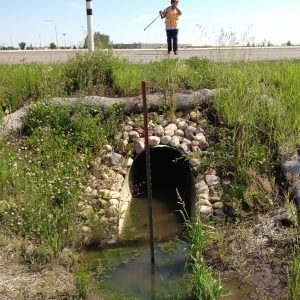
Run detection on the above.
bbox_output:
[267,41,273,47]
[83,32,111,49]
[260,39,267,47]
[286,40,292,46]
[50,42,57,49]
[18,42,26,50]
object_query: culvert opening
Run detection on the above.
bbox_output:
[129,146,196,218]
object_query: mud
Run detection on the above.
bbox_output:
[206,208,297,299]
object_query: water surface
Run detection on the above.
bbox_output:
[88,197,253,299]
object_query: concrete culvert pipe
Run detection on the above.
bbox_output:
[128,145,196,217]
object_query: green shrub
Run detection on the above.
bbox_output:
[63,51,116,95]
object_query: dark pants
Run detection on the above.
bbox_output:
[166,29,179,53]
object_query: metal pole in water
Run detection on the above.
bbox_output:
[142,81,155,265]
[86,0,94,52]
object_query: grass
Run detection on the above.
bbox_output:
[1,51,300,298]
[179,197,222,300]
[0,101,125,263]
[0,51,215,113]
[288,239,300,300]
[214,60,300,153]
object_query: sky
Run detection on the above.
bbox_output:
[0,0,300,48]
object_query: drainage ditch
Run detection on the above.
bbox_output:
[85,146,251,299]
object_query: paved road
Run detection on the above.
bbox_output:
[1,47,300,64]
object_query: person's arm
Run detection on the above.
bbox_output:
[159,10,165,18]
[175,4,182,16]
[159,7,169,19]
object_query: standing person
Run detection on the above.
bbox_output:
[160,0,182,55]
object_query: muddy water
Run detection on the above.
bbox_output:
[92,243,187,299]
[88,197,253,299]
[121,196,182,243]
[87,196,187,299]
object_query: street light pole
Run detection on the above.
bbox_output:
[62,33,67,48]
[45,19,59,48]
[86,0,94,51]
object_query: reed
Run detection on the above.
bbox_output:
[179,197,222,300]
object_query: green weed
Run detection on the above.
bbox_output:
[0,101,125,260]
[288,239,300,300]
[0,63,63,112]
[74,265,92,299]
[63,50,116,95]
[178,196,222,300]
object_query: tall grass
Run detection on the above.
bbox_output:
[210,60,300,298]
[210,60,300,211]
[288,239,300,300]
[214,60,300,153]
[0,63,63,112]
[179,197,222,300]
[0,52,215,114]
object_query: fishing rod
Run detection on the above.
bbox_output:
[143,6,170,31]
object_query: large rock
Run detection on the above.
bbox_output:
[164,123,177,131]
[175,129,185,137]
[185,126,196,140]
[178,143,189,153]
[153,125,164,137]
[103,144,113,152]
[0,105,29,136]
[164,129,175,137]
[111,173,124,191]
[103,152,123,167]
[199,199,212,207]
[128,130,140,142]
[135,140,145,154]
[177,121,188,131]
[123,125,133,132]
[212,202,224,209]
[81,225,93,246]
[149,136,160,146]
[108,199,119,207]
[194,133,206,143]
[189,158,200,167]
[200,205,213,215]
[190,111,201,122]
[169,136,180,148]
[206,175,220,186]
[161,136,172,145]
[195,180,209,195]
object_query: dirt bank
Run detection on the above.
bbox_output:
[0,242,77,299]
[207,207,297,299]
